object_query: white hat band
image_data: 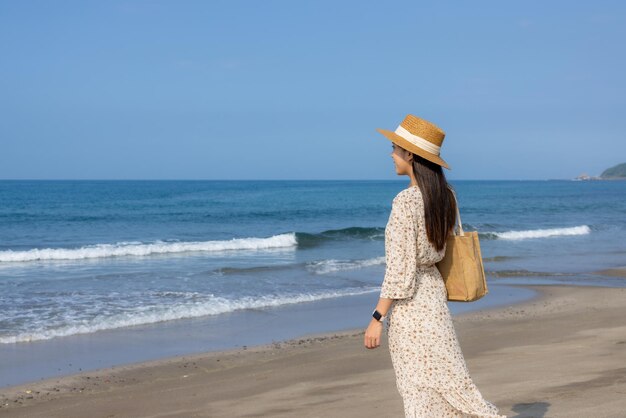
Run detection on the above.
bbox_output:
[394,125,441,156]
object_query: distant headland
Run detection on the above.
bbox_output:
[574,162,626,181]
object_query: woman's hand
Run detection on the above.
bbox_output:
[364,318,384,349]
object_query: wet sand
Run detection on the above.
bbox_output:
[594,266,626,278]
[0,284,538,389]
[1,283,625,417]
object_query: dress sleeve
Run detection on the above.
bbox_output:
[380,193,418,299]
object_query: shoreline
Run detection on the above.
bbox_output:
[0,282,538,389]
[2,282,626,417]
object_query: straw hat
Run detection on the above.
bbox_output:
[377,114,450,170]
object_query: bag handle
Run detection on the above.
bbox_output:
[449,188,464,236]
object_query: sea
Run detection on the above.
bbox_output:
[1,179,626,387]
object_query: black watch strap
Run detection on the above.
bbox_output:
[372,309,385,322]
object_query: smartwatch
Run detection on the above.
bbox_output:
[372,309,386,322]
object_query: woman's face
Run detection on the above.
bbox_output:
[390,143,413,176]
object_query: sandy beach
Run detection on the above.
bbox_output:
[1,281,625,418]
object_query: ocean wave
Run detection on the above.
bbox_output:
[214,264,300,275]
[295,227,384,248]
[209,255,386,276]
[0,233,298,263]
[486,269,571,278]
[306,257,386,274]
[0,287,379,344]
[482,255,519,262]
[485,225,591,240]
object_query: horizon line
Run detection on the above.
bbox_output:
[0,178,580,182]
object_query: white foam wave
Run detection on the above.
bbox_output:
[0,233,298,263]
[0,287,378,344]
[494,225,591,240]
[307,256,386,274]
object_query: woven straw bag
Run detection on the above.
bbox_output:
[436,191,489,302]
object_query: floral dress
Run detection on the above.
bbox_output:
[380,186,506,418]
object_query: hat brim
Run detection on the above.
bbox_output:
[376,128,451,170]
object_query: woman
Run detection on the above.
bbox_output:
[364,115,506,418]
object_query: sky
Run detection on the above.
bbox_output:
[1,1,625,180]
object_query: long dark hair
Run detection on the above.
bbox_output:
[410,153,457,252]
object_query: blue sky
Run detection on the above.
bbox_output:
[1,1,624,180]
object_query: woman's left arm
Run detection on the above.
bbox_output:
[364,296,394,349]
[364,192,418,349]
